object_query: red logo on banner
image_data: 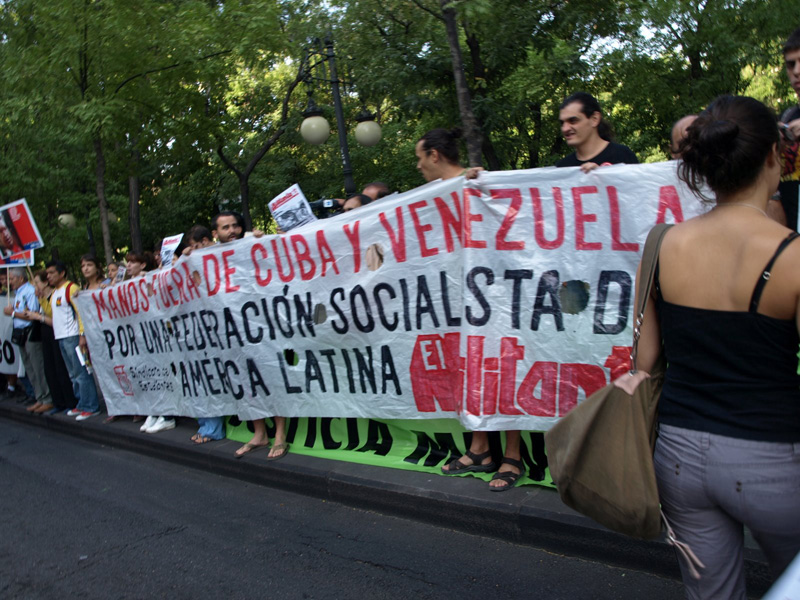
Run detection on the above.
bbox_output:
[114,366,134,396]
[410,333,611,417]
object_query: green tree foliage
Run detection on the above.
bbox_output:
[1,0,797,271]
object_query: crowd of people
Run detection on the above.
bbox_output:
[2,26,800,598]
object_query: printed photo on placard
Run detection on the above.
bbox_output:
[268,184,316,232]
[0,199,44,259]
[159,234,183,268]
[0,249,34,266]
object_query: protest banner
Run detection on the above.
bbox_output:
[0,297,22,376]
[76,162,706,431]
[226,416,551,486]
[0,199,44,259]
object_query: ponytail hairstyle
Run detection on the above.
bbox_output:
[677,95,779,201]
[560,92,614,142]
[418,128,462,165]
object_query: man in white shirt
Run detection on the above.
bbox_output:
[45,260,99,420]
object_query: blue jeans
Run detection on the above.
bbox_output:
[197,417,225,440]
[58,335,99,414]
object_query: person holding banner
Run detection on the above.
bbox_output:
[211,212,289,459]
[633,96,800,598]
[183,225,228,445]
[106,262,121,282]
[415,128,469,182]
[778,27,800,232]
[30,271,77,413]
[45,260,99,421]
[80,255,109,290]
[413,128,528,490]
[556,92,638,172]
[128,252,177,434]
[4,268,51,413]
[124,251,157,280]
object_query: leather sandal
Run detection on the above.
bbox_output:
[441,449,497,475]
[489,457,525,492]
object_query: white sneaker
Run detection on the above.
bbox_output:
[140,415,157,432]
[146,416,175,433]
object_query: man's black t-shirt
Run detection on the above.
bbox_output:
[779,106,800,232]
[556,142,639,168]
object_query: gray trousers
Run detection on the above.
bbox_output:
[20,339,51,404]
[655,423,800,599]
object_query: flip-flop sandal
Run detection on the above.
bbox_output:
[193,435,215,445]
[234,441,269,458]
[190,433,201,443]
[441,450,497,475]
[266,442,289,461]
[489,457,525,492]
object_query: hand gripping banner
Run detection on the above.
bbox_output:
[76,162,706,430]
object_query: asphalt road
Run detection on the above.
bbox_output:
[0,419,685,600]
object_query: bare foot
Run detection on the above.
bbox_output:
[234,438,269,457]
[267,442,289,460]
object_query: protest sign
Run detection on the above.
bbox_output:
[0,199,44,259]
[159,234,184,268]
[114,266,127,284]
[76,162,706,431]
[268,184,316,232]
[0,297,22,376]
[0,249,34,266]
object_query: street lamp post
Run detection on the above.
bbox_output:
[324,37,356,198]
[299,37,381,198]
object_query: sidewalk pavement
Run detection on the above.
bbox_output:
[0,401,771,594]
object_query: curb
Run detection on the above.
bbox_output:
[1,403,770,593]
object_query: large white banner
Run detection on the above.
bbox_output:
[76,162,706,430]
[0,295,22,375]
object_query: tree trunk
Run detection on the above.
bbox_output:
[529,102,542,168]
[464,22,501,170]
[128,140,142,254]
[215,61,305,231]
[439,0,482,167]
[128,173,142,254]
[482,138,501,171]
[239,176,251,231]
[93,136,113,264]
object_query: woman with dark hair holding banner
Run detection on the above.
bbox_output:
[80,254,108,290]
[632,96,800,598]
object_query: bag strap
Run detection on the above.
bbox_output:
[630,223,673,371]
[662,510,705,579]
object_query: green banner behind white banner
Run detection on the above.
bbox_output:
[226,417,553,487]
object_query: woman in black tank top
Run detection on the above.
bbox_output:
[633,96,800,599]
